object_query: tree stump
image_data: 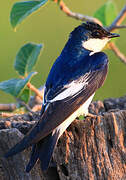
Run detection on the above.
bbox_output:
[0,96,126,180]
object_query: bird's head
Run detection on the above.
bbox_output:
[70,22,120,54]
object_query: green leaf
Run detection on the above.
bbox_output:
[18,88,30,103]
[94,0,117,26]
[78,115,84,120]
[0,72,37,97]
[14,43,42,76]
[10,0,48,29]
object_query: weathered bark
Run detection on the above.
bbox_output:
[0,96,126,180]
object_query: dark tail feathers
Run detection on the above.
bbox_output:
[26,131,59,172]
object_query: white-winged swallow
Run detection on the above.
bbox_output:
[4,22,120,172]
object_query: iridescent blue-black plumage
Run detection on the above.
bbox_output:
[4,22,119,172]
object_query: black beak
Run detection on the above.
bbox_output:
[108,32,120,38]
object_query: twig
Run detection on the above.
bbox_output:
[107,5,126,64]
[54,0,126,32]
[17,100,33,113]
[0,86,43,115]
[112,25,126,29]
[109,42,126,64]
[0,103,16,111]
[53,0,102,25]
[0,112,18,118]
[107,5,126,31]
[27,82,43,100]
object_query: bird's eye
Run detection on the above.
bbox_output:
[92,31,100,37]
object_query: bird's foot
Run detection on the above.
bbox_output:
[86,113,97,119]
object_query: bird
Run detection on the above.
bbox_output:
[4,22,120,172]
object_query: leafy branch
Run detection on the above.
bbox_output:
[0,43,43,115]
[54,0,126,64]
[53,0,103,25]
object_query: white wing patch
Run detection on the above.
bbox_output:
[45,75,90,103]
[49,82,86,102]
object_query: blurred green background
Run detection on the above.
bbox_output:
[0,0,126,103]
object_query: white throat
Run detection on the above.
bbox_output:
[82,38,109,55]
